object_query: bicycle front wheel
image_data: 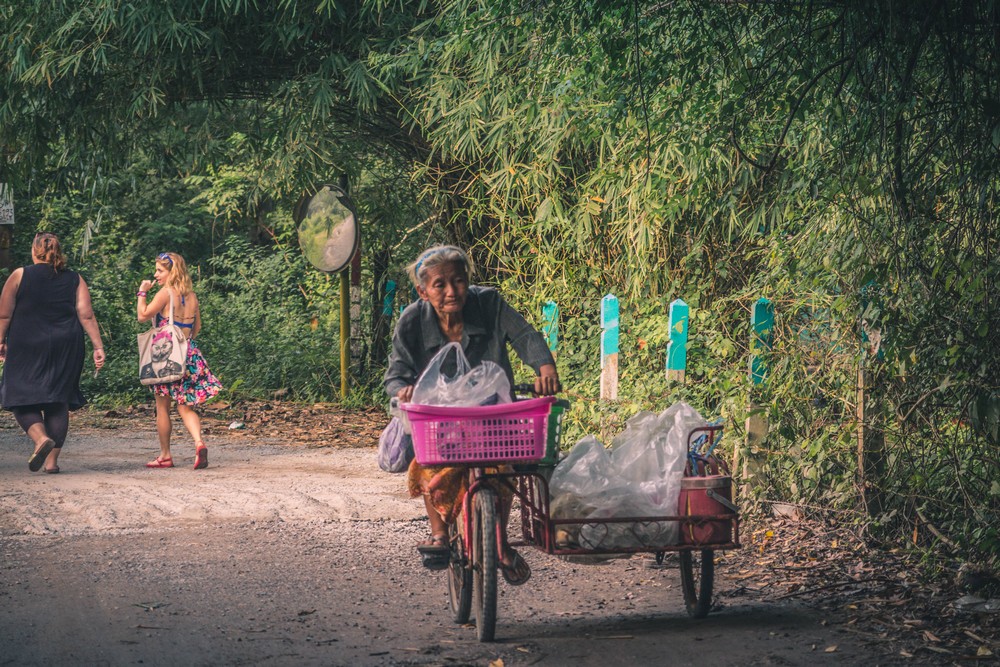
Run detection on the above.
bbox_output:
[472,488,498,642]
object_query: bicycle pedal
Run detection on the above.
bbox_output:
[420,553,450,571]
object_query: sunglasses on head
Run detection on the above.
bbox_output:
[157,253,173,267]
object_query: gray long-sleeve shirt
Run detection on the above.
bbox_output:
[383,285,555,399]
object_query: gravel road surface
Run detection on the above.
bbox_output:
[0,419,899,666]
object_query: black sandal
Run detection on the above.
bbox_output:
[417,534,450,571]
[28,439,55,473]
[500,549,531,586]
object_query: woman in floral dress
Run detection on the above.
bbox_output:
[137,252,222,469]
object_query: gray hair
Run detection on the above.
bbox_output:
[405,245,475,287]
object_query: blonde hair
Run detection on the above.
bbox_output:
[32,232,67,272]
[405,245,474,288]
[156,252,194,296]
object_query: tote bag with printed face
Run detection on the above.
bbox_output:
[138,291,189,385]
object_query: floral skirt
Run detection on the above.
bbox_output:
[407,461,514,524]
[150,337,223,406]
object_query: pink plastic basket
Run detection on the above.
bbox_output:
[400,396,555,465]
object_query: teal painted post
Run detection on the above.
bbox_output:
[542,300,559,359]
[738,297,774,503]
[383,279,396,317]
[600,294,619,400]
[666,298,689,383]
[750,298,774,384]
[401,285,418,315]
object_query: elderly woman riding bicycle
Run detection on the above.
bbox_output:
[384,245,559,584]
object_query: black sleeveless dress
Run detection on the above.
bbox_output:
[0,264,87,410]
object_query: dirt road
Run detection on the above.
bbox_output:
[0,414,909,666]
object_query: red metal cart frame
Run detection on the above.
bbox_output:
[401,399,741,642]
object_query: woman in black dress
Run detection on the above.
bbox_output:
[0,232,106,472]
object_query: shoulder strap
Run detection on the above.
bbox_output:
[167,288,176,326]
[149,289,183,335]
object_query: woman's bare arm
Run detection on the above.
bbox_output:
[137,287,170,323]
[76,277,106,369]
[192,293,202,338]
[0,268,22,358]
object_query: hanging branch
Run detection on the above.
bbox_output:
[730,54,854,175]
[632,0,652,183]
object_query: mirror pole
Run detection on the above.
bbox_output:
[338,174,351,399]
[340,269,349,398]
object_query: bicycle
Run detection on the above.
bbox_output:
[399,394,739,642]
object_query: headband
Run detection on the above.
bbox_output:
[414,248,444,279]
[157,253,173,267]
[152,330,173,343]
[415,247,466,281]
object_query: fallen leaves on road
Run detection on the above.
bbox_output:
[723,514,1000,663]
[74,400,388,449]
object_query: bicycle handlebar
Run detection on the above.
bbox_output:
[513,383,570,409]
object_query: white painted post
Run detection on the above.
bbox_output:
[0,183,13,271]
[0,184,14,225]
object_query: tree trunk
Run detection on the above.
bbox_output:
[367,246,392,378]
[857,364,886,516]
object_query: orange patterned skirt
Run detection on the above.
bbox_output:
[406,461,513,523]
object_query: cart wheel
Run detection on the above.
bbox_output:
[679,549,715,618]
[447,520,472,624]
[472,488,498,642]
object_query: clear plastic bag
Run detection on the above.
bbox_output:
[549,402,708,549]
[608,402,705,515]
[411,342,511,408]
[548,435,619,499]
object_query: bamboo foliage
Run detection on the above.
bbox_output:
[1,0,998,557]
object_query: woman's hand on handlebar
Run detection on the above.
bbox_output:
[397,385,414,403]
[534,364,560,396]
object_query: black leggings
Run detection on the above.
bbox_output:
[11,402,70,448]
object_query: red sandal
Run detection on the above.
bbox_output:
[146,456,174,469]
[194,445,208,470]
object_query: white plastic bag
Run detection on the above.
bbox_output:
[411,342,471,406]
[548,435,619,499]
[411,342,511,408]
[608,402,704,514]
[549,402,708,549]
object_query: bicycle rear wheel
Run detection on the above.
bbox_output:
[447,520,472,624]
[679,549,715,618]
[472,488,498,642]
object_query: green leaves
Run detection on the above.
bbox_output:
[2,0,998,561]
